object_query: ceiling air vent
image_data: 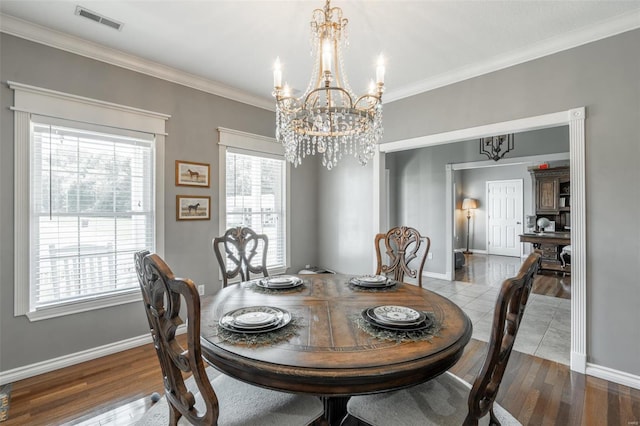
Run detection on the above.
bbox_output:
[75,6,124,31]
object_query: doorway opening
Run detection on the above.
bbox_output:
[374,107,586,373]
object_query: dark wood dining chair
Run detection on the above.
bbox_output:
[212,226,269,287]
[374,226,430,287]
[345,252,541,426]
[134,251,324,426]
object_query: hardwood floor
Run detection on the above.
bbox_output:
[3,337,639,425]
[2,342,167,426]
[532,271,572,299]
[456,253,571,299]
[452,340,640,425]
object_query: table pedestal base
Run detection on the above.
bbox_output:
[322,396,349,425]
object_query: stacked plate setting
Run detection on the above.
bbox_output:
[362,305,432,331]
[350,274,396,289]
[257,275,304,290]
[219,306,292,334]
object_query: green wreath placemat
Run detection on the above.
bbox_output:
[213,314,304,347]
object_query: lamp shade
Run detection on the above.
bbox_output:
[462,198,478,210]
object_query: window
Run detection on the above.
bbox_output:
[263,208,275,226]
[225,151,286,268]
[11,82,168,320]
[218,128,289,275]
[31,119,154,309]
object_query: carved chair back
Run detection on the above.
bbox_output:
[464,252,541,425]
[134,250,219,425]
[375,226,430,287]
[213,227,269,287]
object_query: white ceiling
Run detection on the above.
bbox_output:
[2,1,639,110]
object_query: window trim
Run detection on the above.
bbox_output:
[10,81,169,321]
[217,127,291,279]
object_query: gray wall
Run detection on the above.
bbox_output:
[0,34,318,371]
[318,155,374,275]
[319,29,640,375]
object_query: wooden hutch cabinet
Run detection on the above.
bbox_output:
[523,166,571,273]
[531,166,570,226]
[536,176,559,213]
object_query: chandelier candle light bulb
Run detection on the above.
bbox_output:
[272,0,385,170]
[376,55,386,85]
[322,39,332,73]
[273,57,282,88]
[369,80,376,95]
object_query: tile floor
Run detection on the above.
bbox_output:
[423,270,571,366]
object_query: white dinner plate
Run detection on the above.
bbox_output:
[219,306,287,331]
[266,276,301,286]
[235,311,277,326]
[258,276,303,289]
[365,307,426,326]
[356,275,387,284]
[372,305,421,323]
[362,310,432,331]
[349,278,396,289]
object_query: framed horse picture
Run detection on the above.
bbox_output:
[176,195,211,220]
[175,160,210,187]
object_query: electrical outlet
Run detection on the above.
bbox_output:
[427,253,433,259]
[198,285,205,296]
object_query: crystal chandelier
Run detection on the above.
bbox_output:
[273,0,385,170]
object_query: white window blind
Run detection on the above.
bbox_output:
[31,118,155,309]
[225,150,286,269]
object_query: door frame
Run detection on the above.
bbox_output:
[372,107,586,373]
[485,179,524,258]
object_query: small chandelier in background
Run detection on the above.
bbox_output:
[479,134,515,161]
[273,0,385,170]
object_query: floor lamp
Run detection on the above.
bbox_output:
[462,198,478,254]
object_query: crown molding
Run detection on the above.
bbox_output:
[2,9,638,107]
[0,13,275,111]
[385,9,640,103]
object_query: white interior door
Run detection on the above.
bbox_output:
[486,179,523,257]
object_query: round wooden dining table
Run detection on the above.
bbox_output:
[200,273,472,424]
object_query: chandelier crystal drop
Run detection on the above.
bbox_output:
[273,0,385,170]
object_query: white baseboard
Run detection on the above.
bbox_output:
[423,271,449,280]
[0,327,186,385]
[453,249,488,254]
[586,363,640,390]
[0,334,150,385]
